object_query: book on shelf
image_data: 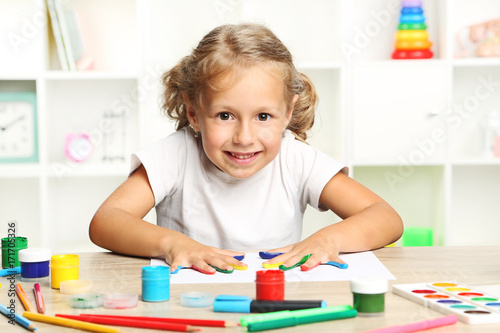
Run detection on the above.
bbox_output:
[46,0,94,71]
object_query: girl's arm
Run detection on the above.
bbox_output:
[264,172,403,268]
[89,165,244,273]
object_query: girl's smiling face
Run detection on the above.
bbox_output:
[187,65,297,179]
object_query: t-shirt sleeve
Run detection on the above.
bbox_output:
[284,135,348,212]
[129,131,186,206]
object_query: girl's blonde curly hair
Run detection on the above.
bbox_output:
[161,23,318,141]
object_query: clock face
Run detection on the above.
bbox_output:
[66,135,93,162]
[0,99,37,162]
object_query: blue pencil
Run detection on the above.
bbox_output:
[0,303,37,331]
[0,266,21,277]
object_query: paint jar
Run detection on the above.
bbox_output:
[1,237,28,268]
[104,293,138,309]
[141,266,170,302]
[255,270,285,301]
[351,277,388,316]
[402,227,433,246]
[181,292,215,307]
[50,254,79,289]
[18,248,51,281]
[60,279,93,295]
[70,293,104,309]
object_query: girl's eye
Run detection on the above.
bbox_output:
[217,112,232,121]
[257,113,271,121]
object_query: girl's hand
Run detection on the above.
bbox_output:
[162,234,246,274]
[261,231,345,271]
[261,172,403,271]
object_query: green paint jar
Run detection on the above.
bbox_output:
[351,277,388,316]
[1,237,28,268]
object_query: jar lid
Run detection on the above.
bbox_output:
[142,266,170,278]
[181,292,215,307]
[351,277,388,294]
[60,280,93,295]
[50,254,79,267]
[18,248,51,262]
[256,270,284,282]
[103,293,138,309]
[70,293,104,308]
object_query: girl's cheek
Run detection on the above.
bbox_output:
[259,126,281,141]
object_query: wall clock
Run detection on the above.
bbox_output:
[0,92,38,163]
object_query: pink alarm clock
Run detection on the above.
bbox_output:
[64,132,93,162]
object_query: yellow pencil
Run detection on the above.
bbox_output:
[23,312,120,333]
[15,284,35,312]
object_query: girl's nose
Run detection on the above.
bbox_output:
[233,122,255,146]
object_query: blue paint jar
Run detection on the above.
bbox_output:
[18,248,51,281]
[142,266,170,302]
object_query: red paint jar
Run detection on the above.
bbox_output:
[256,270,284,300]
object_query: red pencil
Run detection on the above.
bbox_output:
[78,313,238,327]
[33,283,46,314]
[56,314,201,332]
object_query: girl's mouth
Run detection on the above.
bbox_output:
[225,151,260,164]
[228,152,257,159]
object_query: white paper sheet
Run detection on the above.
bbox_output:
[150,251,395,284]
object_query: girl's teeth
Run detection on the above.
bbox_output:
[230,152,255,159]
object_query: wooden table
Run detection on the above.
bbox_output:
[1,246,500,332]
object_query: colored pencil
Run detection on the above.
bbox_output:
[0,303,37,331]
[0,266,21,277]
[23,312,119,333]
[79,313,238,327]
[15,284,35,312]
[33,283,45,314]
[57,314,201,332]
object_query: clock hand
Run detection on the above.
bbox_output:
[0,115,25,131]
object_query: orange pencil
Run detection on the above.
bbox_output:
[15,284,36,312]
[33,283,46,314]
[24,312,119,333]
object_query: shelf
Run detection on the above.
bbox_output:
[45,163,129,178]
[0,164,41,178]
[44,71,140,81]
[453,58,500,67]
[296,62,342,70]
[351,161,445,167]
[450,157,500,166]
[0,74,40,81]
[0,163,129,178]
[356,59,448,66]
[352,159,500,167]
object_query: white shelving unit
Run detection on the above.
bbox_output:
[1,0,499,251]
[346,0,500,247]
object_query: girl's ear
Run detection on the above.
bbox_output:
[284,94,299,129]
[183,93,200,131]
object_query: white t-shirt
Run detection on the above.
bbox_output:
[131,127,347,250]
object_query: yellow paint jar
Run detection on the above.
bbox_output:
[50,254,79,289]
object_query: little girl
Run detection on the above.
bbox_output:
[89,23,403,274]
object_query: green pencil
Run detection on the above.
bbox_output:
[242,305,357,332]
